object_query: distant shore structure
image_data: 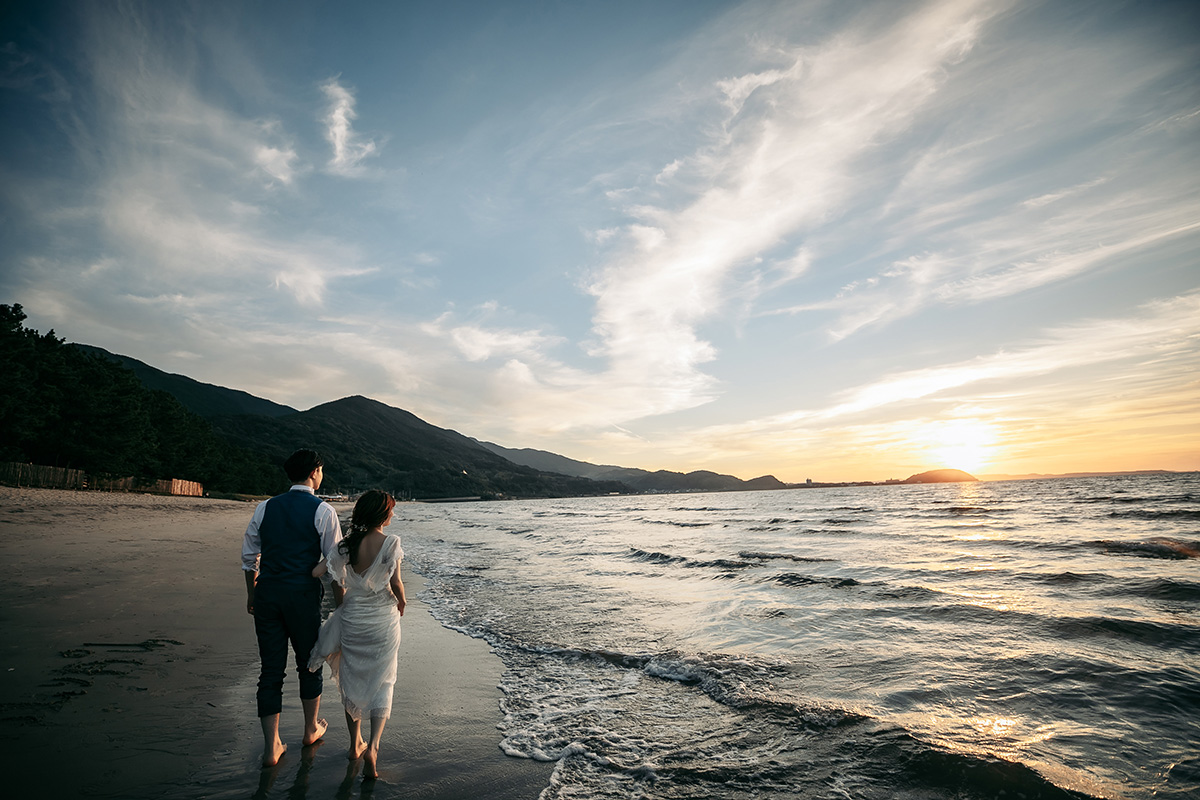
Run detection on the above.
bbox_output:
[0,462,203,496]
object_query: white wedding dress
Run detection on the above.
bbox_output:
[308,534,403,720]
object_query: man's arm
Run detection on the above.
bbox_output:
[242,501,267,615]
[244,569,257,615]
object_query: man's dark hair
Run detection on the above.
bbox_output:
[283,449,324,483]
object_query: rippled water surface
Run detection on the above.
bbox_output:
[398,474,1200,799]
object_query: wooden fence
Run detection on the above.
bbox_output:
[0,462,87,490]
[0,462,203,496]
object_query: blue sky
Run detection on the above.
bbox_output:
[2,0,1198,481]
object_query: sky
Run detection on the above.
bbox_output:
[1,0,1197,483]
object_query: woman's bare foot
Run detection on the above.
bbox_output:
[303,717,328,746]
[263,739,287,768]
[363,745,379,780]
[348,736,367,760]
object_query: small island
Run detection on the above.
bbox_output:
[903,469,979,484]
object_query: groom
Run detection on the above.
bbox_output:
[242,449,343,766]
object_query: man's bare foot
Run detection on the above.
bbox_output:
[263,740,287,768]
[348,736,367,760]
[303,717,328,746]
[363,745,379,780]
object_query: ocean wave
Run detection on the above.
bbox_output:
[532,510,601,517]
[1107,508,1200,521]
[626,547,759,571]
[797,527,867,536]
[635,517,716,528]
[767,572,860,589]
[493,642,1099,799]
[881,601,1200,653]
[1034,571,1200,602]
[1052,615,1200,653]
[738,550,836,563]
[1133,577,1200,602]
[1035,571,1106,584]
[1092,537,1200,559]
[505,642,863,731]
[627,548,683,565]
[871,583,948,601]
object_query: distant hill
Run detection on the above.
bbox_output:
[475,441,624,480]
[903,469,978,483]
[477,440,786,493]
[73,344,297,419]
[211,396,631,499]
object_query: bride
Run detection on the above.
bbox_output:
[309,490,407,779]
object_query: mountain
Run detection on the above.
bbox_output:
[477,440,786,493]
[903,469,978,483]
[73,344,297,418]
[211,396,631,499]
[66,342,631,498]
[605,469,787,492]
[475,441,624,480]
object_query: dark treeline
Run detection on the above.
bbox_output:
[0,304,283,495]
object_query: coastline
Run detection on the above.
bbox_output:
[0,487,552,798]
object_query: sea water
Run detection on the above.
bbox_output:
[398,473,1199,799]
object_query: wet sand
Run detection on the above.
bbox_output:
[0,487,552,799]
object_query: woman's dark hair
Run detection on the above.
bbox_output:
[338,490,396,565]
[284,449,324,483]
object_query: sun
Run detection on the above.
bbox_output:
[926,420,999,474]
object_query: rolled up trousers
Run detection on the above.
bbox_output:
[253,577,323,717]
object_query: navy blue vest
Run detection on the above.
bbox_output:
[257,489,324,584]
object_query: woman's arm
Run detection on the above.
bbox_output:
[390,564,406,616]
[332,581,344,608]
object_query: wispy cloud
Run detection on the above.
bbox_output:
[321,77,379,176]
[685,291,1200,449]
[763,6,1200,341]
[562,0,1005,422]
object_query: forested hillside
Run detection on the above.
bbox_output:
[211,395,631,499]
[0,304,629,499]
[0,304,283,494]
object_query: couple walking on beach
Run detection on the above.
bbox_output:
[241,449,407,779]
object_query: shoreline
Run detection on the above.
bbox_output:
[0,487,552,798]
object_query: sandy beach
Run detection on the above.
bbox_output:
[0,487,553,799]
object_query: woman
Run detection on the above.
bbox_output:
[309,490,407,779]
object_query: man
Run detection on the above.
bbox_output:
[242,449,343,767]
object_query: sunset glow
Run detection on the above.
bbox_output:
[924,420,999,476]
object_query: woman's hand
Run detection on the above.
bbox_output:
[396,595,406,616]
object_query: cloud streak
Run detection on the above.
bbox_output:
[682,291,1200,453]
[554,0,1009,424]
[321,77,379,176]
